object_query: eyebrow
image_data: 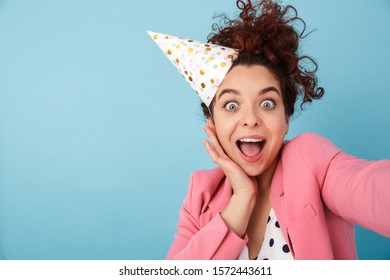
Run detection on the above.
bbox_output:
[217,86,281,101]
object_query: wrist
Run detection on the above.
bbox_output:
[231,191,256,209]
[220,193,256,238]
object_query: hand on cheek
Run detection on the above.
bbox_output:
[203,119,257,197]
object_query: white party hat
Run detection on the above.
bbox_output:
[147,31,237,107]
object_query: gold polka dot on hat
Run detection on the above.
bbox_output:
[147,31,238,107]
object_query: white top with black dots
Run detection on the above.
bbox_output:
[238,208,294,260]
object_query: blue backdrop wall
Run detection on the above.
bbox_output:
[0,0,389,259]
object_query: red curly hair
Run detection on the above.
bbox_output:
[202,0,324,118]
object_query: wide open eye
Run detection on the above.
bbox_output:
[223,101,239,111]
[260,99,275,109]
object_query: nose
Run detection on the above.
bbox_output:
[241,107,261,127]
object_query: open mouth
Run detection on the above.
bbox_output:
[236,138,266,158]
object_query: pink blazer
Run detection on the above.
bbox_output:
[166,132,390,260]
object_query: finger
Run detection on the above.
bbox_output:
[203,140,237,173]
[203,138,233,167]
[203,140,220,165]
[203,125,227,159]
[206,119,223,154]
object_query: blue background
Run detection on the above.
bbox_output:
[0,0,389,260]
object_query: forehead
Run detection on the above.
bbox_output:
[216,65,281,96]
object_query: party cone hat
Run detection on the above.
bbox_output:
[148,31,237,107]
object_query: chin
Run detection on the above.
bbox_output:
[241,166,264,177]
[239,157,277,178]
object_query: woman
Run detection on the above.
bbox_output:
[150,0,390,260]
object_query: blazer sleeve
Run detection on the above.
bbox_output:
[166,172,248,260]
[298,133,390,237]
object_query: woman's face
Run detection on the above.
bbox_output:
[212,65,289,177]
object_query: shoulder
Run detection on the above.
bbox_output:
[190,167,225,185]
[281,132,342,176]
[284,132,341,156]
[188,167,226,197]
[184,167,231,215]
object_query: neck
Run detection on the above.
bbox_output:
[255,152,280,197]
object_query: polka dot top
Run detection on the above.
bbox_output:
[238,208,294,260]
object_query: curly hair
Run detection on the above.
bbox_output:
[202,0,324,118]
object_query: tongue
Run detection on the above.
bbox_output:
[239,142,262,157]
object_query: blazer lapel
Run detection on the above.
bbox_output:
[269,158,295,258]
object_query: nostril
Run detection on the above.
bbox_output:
[242,113,260,127]
[244,121,258,127]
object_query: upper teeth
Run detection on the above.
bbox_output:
[239,138,263,143]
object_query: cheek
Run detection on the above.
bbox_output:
[278,121,289,136]
[278,118,289,134]
[215,124,229,144]
[214,118,234,147]
[269,117,289,139]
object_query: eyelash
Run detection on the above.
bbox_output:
[221,99,277,111]
[222,100,238,110]
[261,99,276,109]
